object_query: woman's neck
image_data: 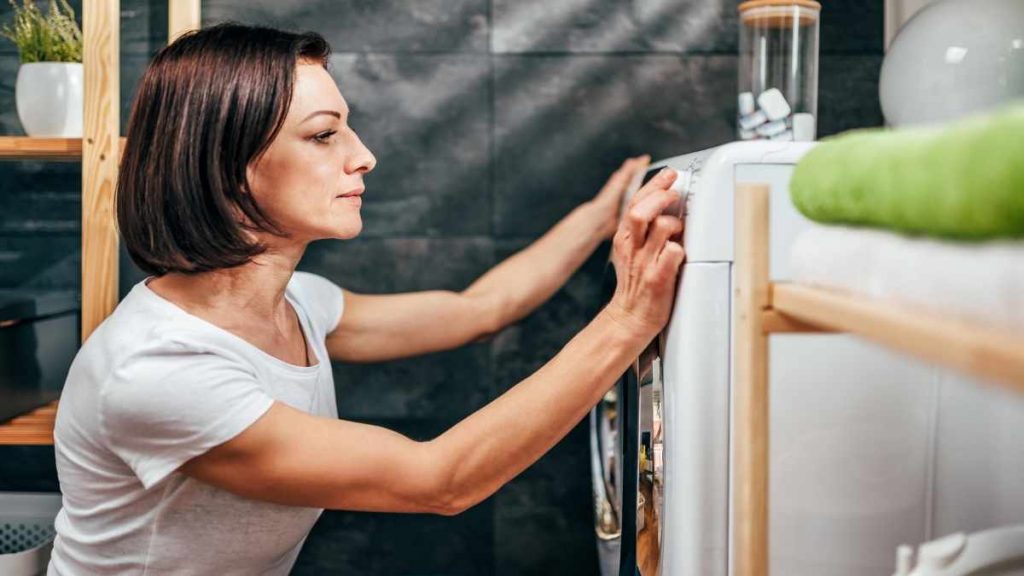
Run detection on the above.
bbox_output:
[149,241,306,326]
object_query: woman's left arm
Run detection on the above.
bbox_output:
[326,156,650,363]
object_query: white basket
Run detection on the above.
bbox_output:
[0,492,61,576]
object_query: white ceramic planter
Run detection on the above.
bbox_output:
[15,62,83,137]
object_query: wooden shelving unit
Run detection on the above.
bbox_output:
[0,137,84,160]
[730,183,1024,576]
[0,137,126,160]
[0,403,59,445]
[0,0,202,446]
[771,283,1024,391]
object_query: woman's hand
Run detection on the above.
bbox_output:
[590,155,652,240]
[603,167,686,339]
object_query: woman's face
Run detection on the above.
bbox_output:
[246,61,376,244]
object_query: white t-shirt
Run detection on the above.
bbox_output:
[48,271,344,575]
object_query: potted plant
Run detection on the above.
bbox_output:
[1,0,83,137]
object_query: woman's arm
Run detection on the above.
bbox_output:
[181,307,649,514]
[327,156,650,363]
[181,168,684,515]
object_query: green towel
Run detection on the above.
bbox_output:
[790,102,1024,240]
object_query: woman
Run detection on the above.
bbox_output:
[49,23,684,574]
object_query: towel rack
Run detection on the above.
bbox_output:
[731,182,1024,576]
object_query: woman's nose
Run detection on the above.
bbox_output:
[346,132,376,175]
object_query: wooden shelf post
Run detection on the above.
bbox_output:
[81,0,121,342]
[169,0,202,42]
[733,183,771,576]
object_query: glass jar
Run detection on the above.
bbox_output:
[738,0,821,142]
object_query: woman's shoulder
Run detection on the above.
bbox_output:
[287,271,345,335]
[287,270,341,301]
[82,281,249,371]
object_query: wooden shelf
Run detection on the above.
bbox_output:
[767,283,1024,392]
[0,401,58,446]
[732,183,1024,576]
[0,2,201,447]
[0,137,127,161]
[0,137,83,160]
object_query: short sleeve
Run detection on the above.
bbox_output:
[289,271,345,335]
[99,339,274,489]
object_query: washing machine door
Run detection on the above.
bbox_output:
[592,161,673,576]
[591,333,665,576]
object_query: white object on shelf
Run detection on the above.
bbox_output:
[739,110,769,131]
[894,525,1024,575]
[15,63,83,137]
[738,92,756,116]
[757,88,792,121]
[771,129,794,142]
[0,492,62,576]
[894,545,915,576]
[915,532,967,573]
[756,119,788,138]
[792,112,817,141]
[880,0,1024,127]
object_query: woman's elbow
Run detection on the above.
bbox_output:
[395,442,463,516]
[415,441,483,517]
[460,290,509,341]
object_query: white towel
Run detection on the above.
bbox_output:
[789,223,1024,335]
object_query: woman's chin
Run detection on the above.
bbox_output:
[305,213,362,241]
[333,218,363,240]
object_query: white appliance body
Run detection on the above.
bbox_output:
[654,141,938,576]
[593,140,1024,576]
[626,141,1024,576]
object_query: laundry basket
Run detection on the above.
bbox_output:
[0,492,61,576]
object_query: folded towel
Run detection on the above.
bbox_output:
[790,223,1024,335]
[790,103,1024,240]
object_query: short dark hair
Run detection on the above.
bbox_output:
[117,22,331,275]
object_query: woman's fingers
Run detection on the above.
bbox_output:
[656,240,687,277]
[606,165,687,339]
[599,155,649,199]
[643,215,684,259]
[624,184,681,248]
[629,166,676,209]
[600,161,633,195]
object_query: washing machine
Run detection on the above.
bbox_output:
[588,140,1024,575]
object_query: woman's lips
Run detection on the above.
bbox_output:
[337,188,364,206]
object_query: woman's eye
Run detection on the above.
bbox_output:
[312,130,337,144]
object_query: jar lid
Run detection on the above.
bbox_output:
[739,0,820,27]
[738,0,821,11]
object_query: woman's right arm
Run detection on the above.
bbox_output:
[180,168,685,515]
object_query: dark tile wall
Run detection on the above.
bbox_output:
[0,1,884,574]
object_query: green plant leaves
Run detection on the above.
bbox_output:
[0,0,83,63]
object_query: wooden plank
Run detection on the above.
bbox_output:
[0,434,56,446]
[762,310,833,334]
[0,401,57,446]
[169,0,202,41]
[0,137,82,160]
[733,183,771,576]
[82,0,120,342]
[9,415,52,425]
[0,137,126,160]
[773,283,1024,393]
